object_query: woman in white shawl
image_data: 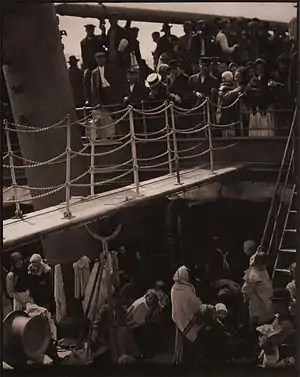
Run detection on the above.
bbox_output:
[171,265,216,364]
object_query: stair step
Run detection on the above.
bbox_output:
[280,248,296,253]
[275,268,290,274]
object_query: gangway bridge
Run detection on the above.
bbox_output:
[2,98,296,255]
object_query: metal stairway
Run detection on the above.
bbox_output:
[260,106,297,287]
[272,185,297,285]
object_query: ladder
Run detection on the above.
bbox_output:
[272,184,297,286]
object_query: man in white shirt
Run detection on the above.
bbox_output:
[91,50,113,106]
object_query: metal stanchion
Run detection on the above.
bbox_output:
[4,119,23,218]
[141,101,148,139]
[63,114,72,218]
[164,102,173,174]
[170,102,181,184]
[128,105,140,195]
[90,110,96,196]
[206,99,215,172]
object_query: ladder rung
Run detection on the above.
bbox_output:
[289,210,297,214]
[284,229,296,233]
[279,248,296,253]
[275,268,290,274]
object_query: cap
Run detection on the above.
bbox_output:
[161,22,172,31]
[68,55,79,63]
[84,24,95,29]
[29,253,42,264]
[199,57,211,66]
[94,48,108,58]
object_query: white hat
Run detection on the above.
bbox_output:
[29,253,42,264]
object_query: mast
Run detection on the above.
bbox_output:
[55,3,287,27]
[2,1,96,263]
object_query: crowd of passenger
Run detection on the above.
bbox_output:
[67,13,297,137]
[3,238,296,368]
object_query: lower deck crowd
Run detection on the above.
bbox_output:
[3,238,296,368]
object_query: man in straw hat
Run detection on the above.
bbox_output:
[145,72,167,102]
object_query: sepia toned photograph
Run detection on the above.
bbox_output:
[1,1,298,374]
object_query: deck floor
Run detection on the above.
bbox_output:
[3,165,242,249]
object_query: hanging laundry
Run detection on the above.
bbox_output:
[54,264,66,323]
[82,252,119,321]
[73,255,91,299]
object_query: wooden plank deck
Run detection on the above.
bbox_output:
[3,165,243,249]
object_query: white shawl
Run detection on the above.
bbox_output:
[73,255,91,299]
[54,264,67,323]
[171,265,204,342]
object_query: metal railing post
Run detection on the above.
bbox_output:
[170,102,181,184]
[128,105,140,195]
[206,98,215,172]
[90,110,96,196]
[141,101,148,139]
[164,101,173,174]
[64,114,72,218]
[4,119,23,218]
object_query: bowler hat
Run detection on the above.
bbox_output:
[68,55,79,64]
[145,72,162,88]
[3,310,51,367]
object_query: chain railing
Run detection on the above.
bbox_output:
[3,96,294,220]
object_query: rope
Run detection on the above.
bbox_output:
[139,158,175,170]
[135,130,173,142]
[175,124,209,135]
[179,148,210,160]
[209,95,242,109]
[210,121,240,128]
[140,102,168,113]
[133,104,171,116]
[212,142,238,151]
[70,139,131,157]
[93,159,133,173]
[70,168,134,187]
[135,126,168,138]
[16,183,66,191]
[177,141,206,154]
[3,184,65,204]
[70,170,91,184]
[174,121,206,133]
[3,151,67,169]
[6,117,66,130]
[5,118,67,133]
[138,150,169,162]
[173,98,208,113]
[81,109,130,130]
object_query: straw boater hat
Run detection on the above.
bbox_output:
[145,72,162,88]
[3,310,51,367]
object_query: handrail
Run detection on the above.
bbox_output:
[260,105,297,253]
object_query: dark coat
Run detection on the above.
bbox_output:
[68,67,85,107]
[106,25,128,68]
[167,73,193,107]
[156,34,178,59]
[189,73,220,97]
[125,82,149,107]
[91,65,116,106]
[80,35,106,70]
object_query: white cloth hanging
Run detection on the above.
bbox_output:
[82,252,119,321]
[54,264,66,323]
[73,255,91,299]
